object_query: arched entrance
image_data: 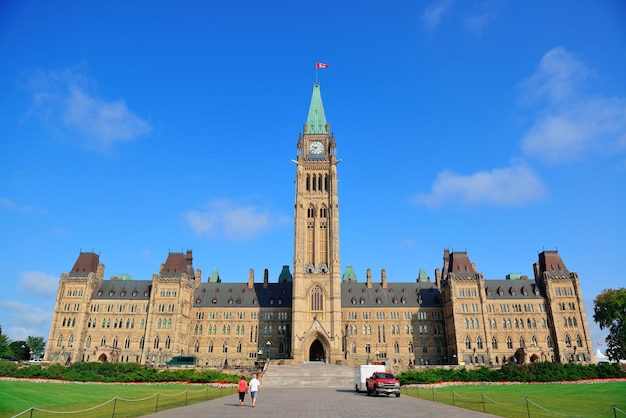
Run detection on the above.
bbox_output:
[98,353,108,362]
[309,339,325,362]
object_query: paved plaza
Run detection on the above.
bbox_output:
[142,387,498,418]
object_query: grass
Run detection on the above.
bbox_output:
[2,380,624,418]
[0,380,236,418]
[402,381,626,417]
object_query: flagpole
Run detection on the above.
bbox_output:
[315,64,318,85]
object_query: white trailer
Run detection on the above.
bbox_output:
[354,364,386,392]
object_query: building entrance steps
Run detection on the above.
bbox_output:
[261,362,355,388]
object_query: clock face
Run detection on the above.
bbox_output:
[309,141,324,154]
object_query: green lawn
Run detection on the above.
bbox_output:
[402,381,626,417]
[0,380,236,418]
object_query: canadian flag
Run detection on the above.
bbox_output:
[316,62,329,69]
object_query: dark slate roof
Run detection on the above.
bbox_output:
[70,252,100,277]
[92,279,152,300]
[341,282,442,308]
[483,279,545,300]
[193,282,293,308]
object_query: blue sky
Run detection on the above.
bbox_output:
[1,1,625,352]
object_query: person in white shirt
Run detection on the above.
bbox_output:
[248,372,261,407]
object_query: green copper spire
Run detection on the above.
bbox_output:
[417,267,429,282]
[306,83,327,134]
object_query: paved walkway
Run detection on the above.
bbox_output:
[142,387,498,418]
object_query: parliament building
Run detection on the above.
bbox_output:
[45,83,595,371]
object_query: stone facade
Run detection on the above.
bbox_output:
[45,83,595,370]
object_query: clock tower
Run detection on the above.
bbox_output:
[291,83,342,363]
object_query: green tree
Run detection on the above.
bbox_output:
[0,332,12,358]
[8,341,29,360]
[27,336,46,359]
[593,288,626,361]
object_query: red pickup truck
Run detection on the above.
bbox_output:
[365,372,401,397]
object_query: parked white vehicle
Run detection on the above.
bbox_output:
[354,364,386,392]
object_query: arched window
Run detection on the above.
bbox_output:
[311,285,323,311]
[519,337,525,348]
[86,336,92,348]
[465,336,471,349]
[422,342,428,353]
[57,335,63,347]
[506,336,513,349]
[576,335,583,347]
[365,342,371,353]
[208,342,214,353]
[491,337,498,349]
[531,336,538,347]
[476,336,483,349]
[408,342,414,353]
[165,336,171,349]
[154,336,159,349]
[394,341,400,353]
[565,335,572,347]
[351,341,356,353]
[547,335,553,348]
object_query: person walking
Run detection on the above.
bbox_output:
[248,372,261,407]
[237,376,248,407]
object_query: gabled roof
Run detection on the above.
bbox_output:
[305,83,327,134]
[341,282,442,308]
[484,279,544,299]
[92,279,152,300]
[193,282,292,308]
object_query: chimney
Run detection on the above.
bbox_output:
[263,268,269,289]
[435,268,441,289]
[248,269,254,289]
[366,268,372,289]
[381,268,387,288]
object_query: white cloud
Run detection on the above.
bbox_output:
[26,68,152,151]
[463,0,502,34]
[184,198,290,241]
[0,196,38,213]
[0,300,53,340]
[422,0,453,30]
[19,271,59,296]
[520,47,626,162]
[412,163,547,208]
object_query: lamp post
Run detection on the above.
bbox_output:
[224,343,228,369]
[266,341,271,362]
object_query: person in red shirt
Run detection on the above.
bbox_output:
[237,376,248,407]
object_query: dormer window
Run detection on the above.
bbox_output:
[212,298,217,304]
[97,290,103,296]
[109,291,115,297]
[510,287,516,296]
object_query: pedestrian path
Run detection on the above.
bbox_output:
[142,386,498,417]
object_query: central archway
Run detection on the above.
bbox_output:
[309,339,325,362]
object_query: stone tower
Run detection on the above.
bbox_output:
[291,83,342,363]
